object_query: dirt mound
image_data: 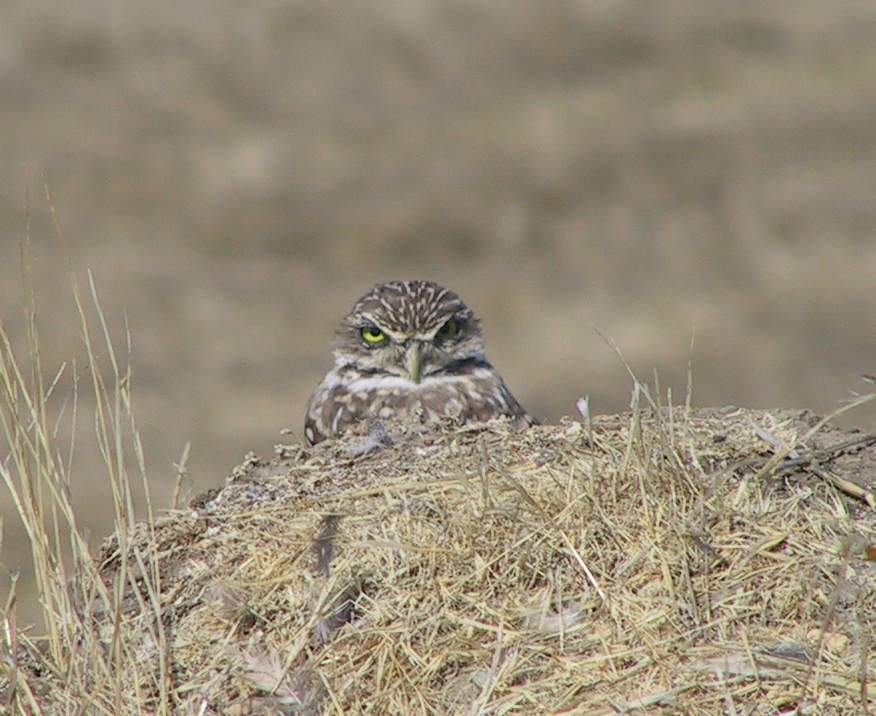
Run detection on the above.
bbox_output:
[7,407,876,713]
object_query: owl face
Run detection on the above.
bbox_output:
[332,281,486,382]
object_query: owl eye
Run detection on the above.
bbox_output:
[360,326,386,344]
[437,319,460,340]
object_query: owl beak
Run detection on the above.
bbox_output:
[405,342,423,383]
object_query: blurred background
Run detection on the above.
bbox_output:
[1,1,876,622]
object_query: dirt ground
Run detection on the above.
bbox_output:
[1,1,876,622]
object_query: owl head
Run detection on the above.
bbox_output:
[332,280,486,382]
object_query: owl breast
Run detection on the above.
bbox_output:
[304,366,529,445]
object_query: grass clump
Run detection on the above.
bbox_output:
[0,259,171,714]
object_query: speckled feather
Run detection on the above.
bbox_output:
[304,280,532,445]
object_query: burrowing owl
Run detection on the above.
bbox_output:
[304,280,533,445]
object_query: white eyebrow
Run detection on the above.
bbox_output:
[357,317,408,341]
[414,327,442,341]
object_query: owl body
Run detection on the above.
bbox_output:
[304,281,532,445]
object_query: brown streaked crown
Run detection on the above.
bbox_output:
[336,280,478,344]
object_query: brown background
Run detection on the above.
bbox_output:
[2,1,876,620]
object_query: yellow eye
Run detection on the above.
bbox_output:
[360,326,386,344]
[438,319,459,339]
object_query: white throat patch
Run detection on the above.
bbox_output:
[348,369,492,393]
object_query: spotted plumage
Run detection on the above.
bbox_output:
[304,280,533,445]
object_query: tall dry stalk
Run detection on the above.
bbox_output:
[0,241,170,714]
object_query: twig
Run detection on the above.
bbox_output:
[804,538,852,697]
[561,533,607,604]
[593,684,694,714]
[752,394,876,482]
[724,433,876,507]
[807,466,876,509]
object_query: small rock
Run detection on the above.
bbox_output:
[807,629,850,653]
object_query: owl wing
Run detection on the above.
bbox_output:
[304,372,347,446]
[304,389,330,446]
[454,369,535,428]
[304,370,385,445]
[498,378,536,428]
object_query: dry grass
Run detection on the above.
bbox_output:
[0,255,171,713]
[4,0,876,628]
[2,294,875,714]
